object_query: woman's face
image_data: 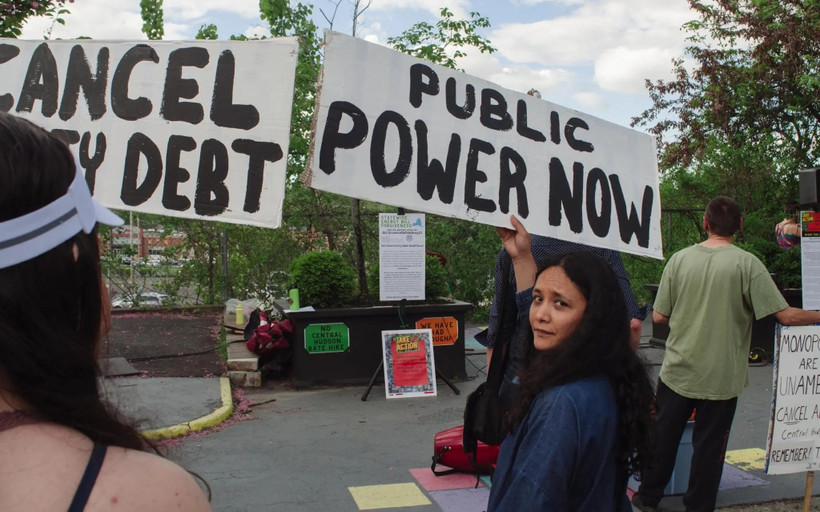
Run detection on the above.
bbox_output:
[529,266,587,351]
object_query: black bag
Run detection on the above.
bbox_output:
[462,252,513,457]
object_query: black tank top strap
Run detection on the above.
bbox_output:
[67,443,107,512]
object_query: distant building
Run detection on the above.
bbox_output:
[108,227,189,260]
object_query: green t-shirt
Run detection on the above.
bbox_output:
[654,244,787,400]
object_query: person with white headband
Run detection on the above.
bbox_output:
[0,112,212,512]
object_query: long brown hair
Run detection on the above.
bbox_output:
[0,112,144,450]
[508,251,655,476]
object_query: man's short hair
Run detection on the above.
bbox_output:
[705,196,741,236]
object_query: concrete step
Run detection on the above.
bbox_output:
[225,333,261,386]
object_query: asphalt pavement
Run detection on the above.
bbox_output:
[102,320,820,511]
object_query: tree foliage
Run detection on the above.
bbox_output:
[1,0,72,37]
[140,0,164,40]
[634,0,819,172]
[629,0,819,293]
[387,7,495,71]
[289,250,357,308]
[196,23,218,40]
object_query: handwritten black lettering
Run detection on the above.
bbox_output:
[464,138,496,213]
[17,42,59,117]
[195,138,229,215]
[232,139,283,213]
[211,50,259,130]
[59,45,108,121]
[0,44,20,111]
[319,100,368,175]
[370,110,412,188]
[122,131,163,206]
[111,44,158,121]
[415,119,460,204]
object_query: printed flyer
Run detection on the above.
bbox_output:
[381,329,436,398]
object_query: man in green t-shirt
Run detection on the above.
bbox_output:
[633,196,820,512]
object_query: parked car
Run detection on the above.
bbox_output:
[111,292,170,309]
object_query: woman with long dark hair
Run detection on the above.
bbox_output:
[487,216,655,511]
[0,112,211,511]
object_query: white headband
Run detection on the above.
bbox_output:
[0,159,124,269]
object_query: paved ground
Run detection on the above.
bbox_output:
[104,316,820,511]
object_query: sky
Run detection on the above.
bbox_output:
[20,0,697,130]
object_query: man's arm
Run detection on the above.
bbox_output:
[653,310,670,325]
[774,307,820,326]
[629,318,643,351]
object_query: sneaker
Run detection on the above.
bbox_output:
[631,493,662,512]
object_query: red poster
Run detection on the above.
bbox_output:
[391,335,429,387]
[381,329,437,398]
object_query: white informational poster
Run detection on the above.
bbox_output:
[801,211,820,310]
[766,324,820,474]
[381,329,437,399]
[304,31,663,259]
[379,213,425,301]
[0,38,299,228]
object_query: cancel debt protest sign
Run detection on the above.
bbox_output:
[0,38,299,228]
[766,324,820,474]
[304,31,663,259]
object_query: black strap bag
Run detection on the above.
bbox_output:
[462,252,513,459]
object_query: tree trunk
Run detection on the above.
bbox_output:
[350,198,368,296]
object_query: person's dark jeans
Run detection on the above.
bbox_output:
[638,378,737,512]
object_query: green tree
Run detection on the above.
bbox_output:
[634,0,818,200]
[196,23,218,40]
[387,7,495,71]
[139,0,163,40]
[630,0,819,291]
[1,0,72,37]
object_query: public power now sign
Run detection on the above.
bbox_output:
[304,31,663,259]
[0,38,299,228]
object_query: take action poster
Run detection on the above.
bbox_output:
[381,329,436,399]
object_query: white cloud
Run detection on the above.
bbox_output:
[489,0,691,70]
[243,25,269,40]
[162,0,260,21]
[357,21,387,45]
[489,64,575,97]
[366,0,470,19]
[20,0,263,40]
[572,91,605,110]
[594,46,678,94]
[22,0,146,39]
[510,0,586,6]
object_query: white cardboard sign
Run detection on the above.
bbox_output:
[766,324,820,474]
[304,31,663,259]
[0,38,299,228]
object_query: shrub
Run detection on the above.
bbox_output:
[289,250,357,309]
[366,255,450,301]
